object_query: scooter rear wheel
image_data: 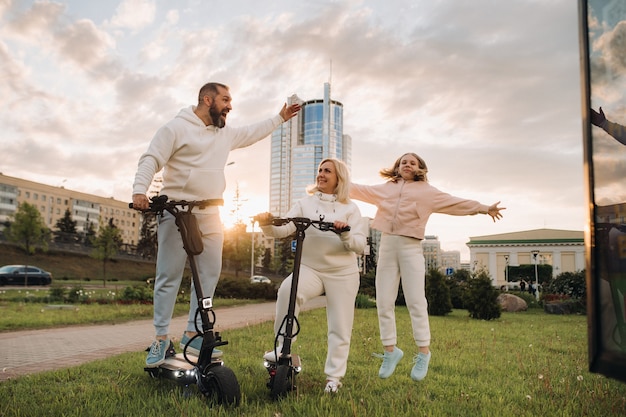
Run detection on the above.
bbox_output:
[199,365,241,407]
[270,364,295,400]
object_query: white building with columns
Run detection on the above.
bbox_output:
[467,229,585,287]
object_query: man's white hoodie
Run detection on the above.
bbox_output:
[133,105,283,201]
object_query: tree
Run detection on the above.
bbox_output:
[83,221,96,246]
[451,269,471,283]
[276,235,295,276]
[261,247,272,273]
[223,222,251,277]
[54,208,78,243]
[426,268,452,316]
[365,237,377,274]
[136,213,157,259]
[464,269,501,320]
[92,218,122,287]
[7,202,49,254]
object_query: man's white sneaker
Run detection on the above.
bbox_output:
[263,346,288,362]
[324,380,342,393]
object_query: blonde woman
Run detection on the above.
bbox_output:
[257,158,367,393]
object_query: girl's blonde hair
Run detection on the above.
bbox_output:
[307,158,351,203]
[379,152,428,183]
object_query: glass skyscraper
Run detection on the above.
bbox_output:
[269,83,351,216]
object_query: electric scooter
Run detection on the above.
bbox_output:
[256,215,349,400]
[132,195,241,406]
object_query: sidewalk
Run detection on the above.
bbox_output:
[0,296,326,381]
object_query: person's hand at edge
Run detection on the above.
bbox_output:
[487,202,505,222]
[590,107,606,127]
[279,103,302,122]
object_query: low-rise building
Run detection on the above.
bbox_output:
[467,228,585,287]
[0,173,140,245]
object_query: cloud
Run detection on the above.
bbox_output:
[108,0,155,32]
[57,19,117,73]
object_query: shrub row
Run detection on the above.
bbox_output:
[3,278,279,305]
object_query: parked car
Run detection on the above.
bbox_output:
[0,265,53,286]
[250,275,271,284]
[505,281,521,290]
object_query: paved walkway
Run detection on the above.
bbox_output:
[0,296,327,381]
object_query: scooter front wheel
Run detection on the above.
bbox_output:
[199,365,241,407]
[270,364,295,400]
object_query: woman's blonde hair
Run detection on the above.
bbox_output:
[307,158,351,203]
[379,152,428,183]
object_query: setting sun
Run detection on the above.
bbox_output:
[220,193,269,232]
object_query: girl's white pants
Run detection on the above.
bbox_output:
[376,233,430,347]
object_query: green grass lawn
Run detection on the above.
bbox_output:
[0,296,258,331]
[1,308,625,416]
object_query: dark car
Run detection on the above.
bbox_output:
[0,265,53,286]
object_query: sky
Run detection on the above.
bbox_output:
[0,0,593,260]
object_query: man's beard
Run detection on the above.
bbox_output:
[209,104,226,128]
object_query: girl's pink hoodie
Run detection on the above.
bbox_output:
[350,180,489,240]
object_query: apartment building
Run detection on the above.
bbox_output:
[0,173,140,245]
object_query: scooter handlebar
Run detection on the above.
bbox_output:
[129,195,223,214]
[129,195,169,213]
[269,216,350,234]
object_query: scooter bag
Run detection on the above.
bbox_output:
[175,211,204,255]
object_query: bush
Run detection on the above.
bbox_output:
[544,298,586,315]
[447,269,471,309]
[464,270,501,320]
[48,286,66,303]
[67,286,85,303]
[511,290,541,308]
[359,271,376,298]
[120,285,153,302]
[355,293,376,309]
[447,279,466,309]
[545,271,586,300]
[214,279,277,300]
[426,268,452,316]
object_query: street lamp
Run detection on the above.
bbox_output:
[531,250,540,301]
[504,255,509,283]
[250,217,255,279]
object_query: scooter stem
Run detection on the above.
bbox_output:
[280,221,308,360]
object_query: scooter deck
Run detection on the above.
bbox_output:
[291,354,301,368]
[160,353,197,371]
[266,354,301,368]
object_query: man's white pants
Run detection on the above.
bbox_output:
[153,210,223,337]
